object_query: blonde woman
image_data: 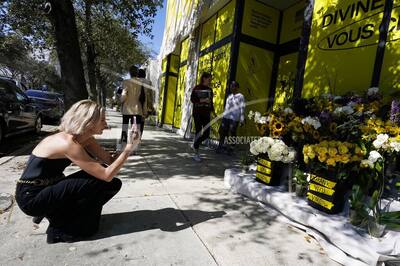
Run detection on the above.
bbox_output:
[15,100,140,244]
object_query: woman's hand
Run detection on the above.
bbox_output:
[125,124,141,152]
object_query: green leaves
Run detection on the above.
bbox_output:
[380,211,400,230]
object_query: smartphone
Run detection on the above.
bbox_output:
[130,116,140,141]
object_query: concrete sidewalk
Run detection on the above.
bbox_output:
[0,109,339,266]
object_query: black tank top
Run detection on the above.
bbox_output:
[20,154,71,180]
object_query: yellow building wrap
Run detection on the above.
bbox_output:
[241,0,279,44]
[197,52,213,83]
[273,53,298,110]
[173,65,187,128]
[180,38,190,63]
[158,76,166,123]
[280,0,306,44]
[380,0,400,98]
[210,43,231,138]
[169,54,180,74]
[162,57,168,73]
[215,0,236,43]
[303,0,384,98]
[200,15,217,51]
[235,42,274,137]
[164,76,178,125]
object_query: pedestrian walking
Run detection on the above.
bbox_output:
[137,68,152,135]
[216,81,245,155]
[15,100,141,244]
[120,65,148,144]
[190,72,214,162]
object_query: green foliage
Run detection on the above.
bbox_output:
[293,168,308,186]
[349,185,368,226]
[1,0,161,98]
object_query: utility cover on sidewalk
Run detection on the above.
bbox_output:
[0,193,13,213]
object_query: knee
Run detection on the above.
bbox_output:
[110,178,122,192]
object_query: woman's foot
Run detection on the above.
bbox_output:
[46,227,79,244]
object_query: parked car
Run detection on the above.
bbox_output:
[25,89,64,123]
[0,77,42,144]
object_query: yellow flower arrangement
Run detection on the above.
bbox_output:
[361,118,400,140]
[303,141,365,168]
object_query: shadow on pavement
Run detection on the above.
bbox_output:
[91,208,226,240]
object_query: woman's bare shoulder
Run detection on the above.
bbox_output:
[32,132,77,158]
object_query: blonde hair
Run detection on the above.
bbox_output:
[59,100,104,135]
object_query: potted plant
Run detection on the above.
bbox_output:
[249,137,296,186]
[302,141,365,214]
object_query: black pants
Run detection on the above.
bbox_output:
[218,118,239,150]
[193,112,211,150]
[121,114,144,143]
[16,171,122,237]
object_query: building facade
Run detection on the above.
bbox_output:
[158,0,400,138]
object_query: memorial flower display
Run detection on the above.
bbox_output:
[246,87,399,226]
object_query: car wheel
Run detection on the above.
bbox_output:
[35,116,42,134]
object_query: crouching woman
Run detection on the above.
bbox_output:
[15,100,139,244]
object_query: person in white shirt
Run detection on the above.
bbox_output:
[216,81,245,154]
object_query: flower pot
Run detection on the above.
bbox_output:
[306,170,349,214]
[368,220,386,238]
[255,153,286,186]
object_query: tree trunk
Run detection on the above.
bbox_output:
[48,0,87,108]
[95,65,105,107]
[84,1,97,102]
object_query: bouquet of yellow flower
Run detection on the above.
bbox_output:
[248,108,294,138]
[361,119,400,141]
[303,140,366,169]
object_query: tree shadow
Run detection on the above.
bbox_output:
[90,208,226,240]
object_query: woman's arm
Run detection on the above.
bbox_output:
[82,137,113,165]
[65,134,139,182]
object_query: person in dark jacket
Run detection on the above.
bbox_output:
[190,72,214,162]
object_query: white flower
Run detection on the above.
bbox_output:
[342,106,354,114]
[249,138,295,163]
[368,87,379,96]
[306,174,311,182]
[361,159,374,168]
[373,134,389,149]
[390,141,400,152]
[283,107,293,114]
[259,116,268,124]
[254,112,261,123]
[248,110,254,120]
[301,116,321,129]
[249,139,259,155]
[268,141,287,161]
[368,151,382,164]
[282,149,296,163]
[334,106,354,115]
